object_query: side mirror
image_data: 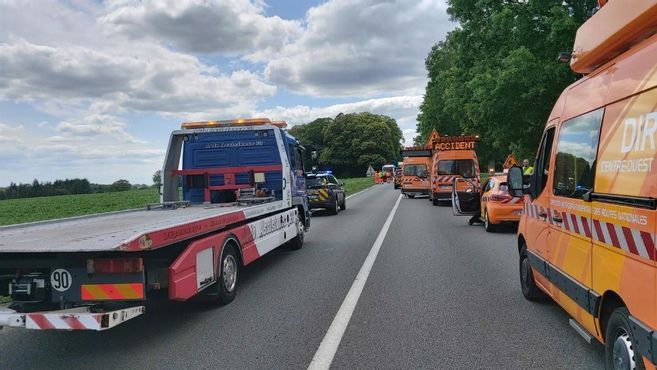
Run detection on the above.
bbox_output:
[507,166,527,197]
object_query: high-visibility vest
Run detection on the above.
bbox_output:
[523,166,534,175]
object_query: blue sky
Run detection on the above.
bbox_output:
[0,0,454,185]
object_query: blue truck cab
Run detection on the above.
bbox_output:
[161,118,310,229]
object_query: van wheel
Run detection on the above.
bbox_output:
[340,197,346,210]
[216,244,239,305]
[484,209,496,232]
[432,196,439,206]
[288,218,305,250]
[605,307,645,370]
[408,194,415,199]
[519,245,546,301]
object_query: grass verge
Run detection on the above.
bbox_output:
[343,177,376,196]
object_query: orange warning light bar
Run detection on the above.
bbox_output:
[181,118,288,129]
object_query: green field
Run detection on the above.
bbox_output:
[0,188,159,226]
[0,178,376,226]
[343,177,376,195]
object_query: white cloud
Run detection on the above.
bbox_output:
[56,114,144,144]
[258,95,422,125]
[0,40,276,118]
[262,0,454,97]
[100,0,302,55]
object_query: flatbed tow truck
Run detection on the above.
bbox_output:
[0,118,310,331]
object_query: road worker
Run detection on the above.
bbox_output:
[522,159,534,175]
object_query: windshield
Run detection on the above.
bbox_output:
[437,160,475,178]
[306,176,328,188]
[404,164,428,177]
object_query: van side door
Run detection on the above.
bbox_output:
[523,124,556,291]
[547,108,603,336]
[591,92,657,341]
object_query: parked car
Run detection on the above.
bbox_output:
[306,172,346,215]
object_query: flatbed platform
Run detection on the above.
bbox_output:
[0,201,286,253]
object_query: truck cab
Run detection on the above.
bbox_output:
[400,147,432,198]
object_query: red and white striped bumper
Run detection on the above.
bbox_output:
[0,305,144,331]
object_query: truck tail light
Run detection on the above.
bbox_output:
[88,258,143,274]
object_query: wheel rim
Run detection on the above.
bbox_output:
[612,329,637,370]
[298,220,305,243]
[223,254,237,292]
[485,210,490,228]
[335,199,339,212]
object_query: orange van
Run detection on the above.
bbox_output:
[430,143,480,205]
[400,147,432,198]
[504,1,657,368]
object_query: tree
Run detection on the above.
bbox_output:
[417,0,598,168]
[152,170,162,186]
[111,179,132,192]
[289,113,403,177]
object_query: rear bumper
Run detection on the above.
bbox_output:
[308,196,337,210]
[402,188,429,195]
[487,203,523,224]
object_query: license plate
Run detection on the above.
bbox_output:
[440,185,451,190]
[309,195,318,200]
[514,210,523,215]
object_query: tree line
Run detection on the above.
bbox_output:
[289,112,403,177]
[416,0,598,168]
[0,178,149,200]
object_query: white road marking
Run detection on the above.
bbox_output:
[308,193,403,370]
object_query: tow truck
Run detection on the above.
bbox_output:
[0,118,310,331]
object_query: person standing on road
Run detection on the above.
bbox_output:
[385,171,391,183]
[522,159,534,175]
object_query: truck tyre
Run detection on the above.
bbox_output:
[331,198,339,215]
[605,307,645,370]
[519,245,546,301]
[408,194,415,199]
[484,209,496,232]
[216,244,239,305]
[432,196,439,206]
[340,196,346,210]
[288,217,305,250]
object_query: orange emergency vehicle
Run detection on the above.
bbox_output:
[428,130,481,206]
[400,146,432,198]
[504,2,657,368]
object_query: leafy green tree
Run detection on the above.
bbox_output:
[111,179,132,192]
[417,0,597,169]
[152,170,162,186]
[290,113,402,177]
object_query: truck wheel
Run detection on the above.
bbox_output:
[331,198,339,215]
[519,245,546,301]
[216,244,239,305]
[340,197,346,210]
[408,194,415,199]
[288,218,305,250]
[484,209,496,232]
[605,307,645,370]
[432,196,439,206]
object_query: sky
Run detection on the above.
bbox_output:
[0,0,455,185]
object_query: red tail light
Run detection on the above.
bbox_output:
[88,258,144,274]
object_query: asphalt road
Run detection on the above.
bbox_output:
[0,184,604,369]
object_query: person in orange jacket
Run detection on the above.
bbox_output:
[385,170,391,183]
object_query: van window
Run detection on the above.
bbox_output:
[437,160,475,178]
[553,109,604,199]
[404,164,428,177]
[531,126,556,199]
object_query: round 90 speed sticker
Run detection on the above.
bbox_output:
[50,269,73,292]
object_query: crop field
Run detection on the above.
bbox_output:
[0,178,375,226]
[0,188,159,226]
